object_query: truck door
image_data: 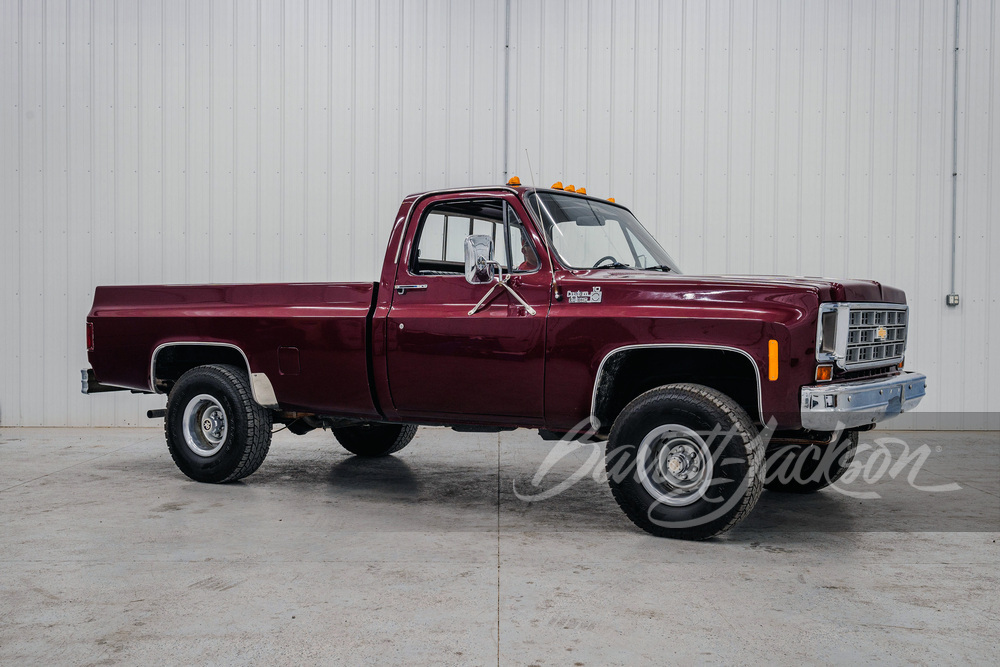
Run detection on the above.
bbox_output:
[386,194,549,420]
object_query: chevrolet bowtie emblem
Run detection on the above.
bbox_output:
[876,326,888,340]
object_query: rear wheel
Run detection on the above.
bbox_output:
[165,364,272,483]
[606,384,764,540]
[333,423,417,457]
[764,430,858,493]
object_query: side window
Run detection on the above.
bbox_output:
[507,213,539,273]
[416,213,448,263]
[410,199,538,275]
[471,218,493,237]
[414,213,466,274]
[445,219,468,263]
[412,200,504,275]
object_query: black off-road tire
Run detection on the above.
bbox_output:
[764,430,859,494]
[606,383,765,540]
[165,364,273,483]
[333,423,418,457]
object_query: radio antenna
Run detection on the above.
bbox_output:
[524,149,558,296]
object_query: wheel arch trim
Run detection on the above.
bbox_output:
[149,341,280,409]
[589,344,764,429]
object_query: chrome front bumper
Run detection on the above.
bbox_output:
[800,371,927,431]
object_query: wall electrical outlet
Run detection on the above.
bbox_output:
[946,294,960,306]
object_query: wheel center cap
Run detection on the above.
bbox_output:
[203,418,213,432]
[667,455,686,475]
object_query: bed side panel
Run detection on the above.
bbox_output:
[87,283,379,417]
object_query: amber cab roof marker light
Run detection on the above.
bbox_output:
[507,176,521,186]
[607,197,615,203]
[551,181,564,190]
[564,184,576,193]
[576,187,586,194]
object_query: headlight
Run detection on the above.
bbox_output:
[819,311,838,355]
[816,303,850,365]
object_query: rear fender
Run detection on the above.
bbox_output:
[150,342,279,409]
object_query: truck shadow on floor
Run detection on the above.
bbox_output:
[244,451,997,535]
[104,443,997,536]
[246,452,632,533]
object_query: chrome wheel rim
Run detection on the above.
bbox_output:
[181,394,228,457]
[636,424,713,507]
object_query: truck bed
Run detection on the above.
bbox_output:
[87,282,381,418]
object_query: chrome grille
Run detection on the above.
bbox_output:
[844,305,907,368]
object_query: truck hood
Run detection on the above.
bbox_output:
[567,271,906,304]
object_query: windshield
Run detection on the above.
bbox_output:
[525,192,680,272]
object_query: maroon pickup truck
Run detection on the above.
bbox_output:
[84,181,926,539]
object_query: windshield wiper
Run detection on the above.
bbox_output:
[644,264,674,272]
[595,262,631,269]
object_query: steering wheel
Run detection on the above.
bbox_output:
[593,255,619,268]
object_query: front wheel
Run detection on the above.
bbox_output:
[605,384,764,540]
[165,364,273,483]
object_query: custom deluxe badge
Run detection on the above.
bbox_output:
[567,286,602,304]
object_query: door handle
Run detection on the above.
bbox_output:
[395,284,428,295]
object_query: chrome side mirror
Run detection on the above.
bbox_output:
[464,235,496,285]
[465,233,537,317]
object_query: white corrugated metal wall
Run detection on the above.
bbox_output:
[1,0,997,427]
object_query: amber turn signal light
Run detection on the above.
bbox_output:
[815,364,833,382]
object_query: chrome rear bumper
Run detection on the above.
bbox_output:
[800,371,927,431]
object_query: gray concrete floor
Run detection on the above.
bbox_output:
[0,426,997,665]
